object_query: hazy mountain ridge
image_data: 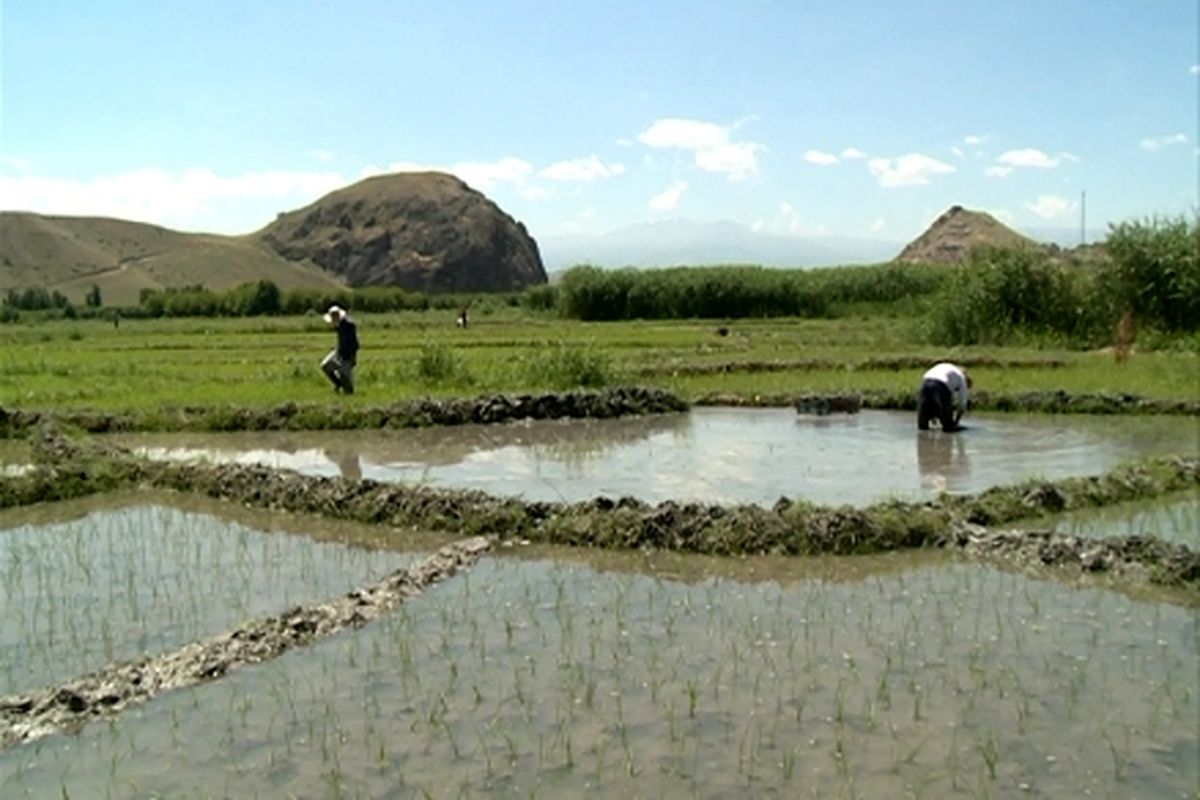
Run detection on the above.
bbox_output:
[540,219,904,271]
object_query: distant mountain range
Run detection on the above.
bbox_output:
[539,219,905,272]
[538,218,1112,274]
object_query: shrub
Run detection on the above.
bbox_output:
[928,246,1088,345]
[1101,215,1199,332]
[417,342,462,383]
[521,283,559,312]
[525,342,612,389]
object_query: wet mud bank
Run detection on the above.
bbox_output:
[703,389,1200,415]
[131,450,1200,589]
[952,525,1198,587]
[638,354,1068,377]
[0,536,491,749]
[0,386,688,436]
[7,426,1198,592]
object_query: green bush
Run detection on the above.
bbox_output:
[521,284,558,311]
[928,247,1090,345]
[524,342,612,388]
[1102,215,1199,332]
[416,342,464,384]
[557,264,836,321]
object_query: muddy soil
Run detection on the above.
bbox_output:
[701,388,1200,415]
[0,536,491,749]
[0,386,688,436]
[637,354,1068,377]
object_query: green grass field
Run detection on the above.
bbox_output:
[1,309,1195,413]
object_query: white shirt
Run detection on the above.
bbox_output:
[922,362,970,410]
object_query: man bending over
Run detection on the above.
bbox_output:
[917,362,971,431]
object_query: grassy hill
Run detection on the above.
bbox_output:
[0,212,345,306]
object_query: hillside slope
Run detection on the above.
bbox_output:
[0,213,345,305]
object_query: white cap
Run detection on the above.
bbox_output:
[323,305,344,323]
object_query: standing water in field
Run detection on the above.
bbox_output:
[115,408,1198,506]
[1,550,1193,799]
[0,504,419,696]
[1045,491,1198,548]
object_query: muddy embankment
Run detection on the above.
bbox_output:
[9,423,1199,590]
[0,386,689,436]
[0,537,491,749]
[704,388,1200,416]
[637,354,1069,377]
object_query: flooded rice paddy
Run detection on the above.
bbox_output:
[1,540,1194,798]
[0,499,419,697]
[2,407,1196,797]
[115,408,1199,506]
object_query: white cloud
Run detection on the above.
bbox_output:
[649,180,687,210]
[996,148,1059,168]
[1191,64,1200,75]
[840,147,867,160]
[616,137,634,147]
[804,149,839,166]
[1138,133,1188,151]
[538,156,626,182]
[963,134,985,146]
[0,168,345,230]
[866,153,956,187]
[307,149,334,162]
[870,217,886,232]
[637,118,763,180]
[984,165,1013,179]
[1025,194,1074,219]
[950,146,965,159]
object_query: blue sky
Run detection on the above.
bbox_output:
[1,0,1196,243]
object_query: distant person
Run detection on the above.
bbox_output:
[320,305,359,394]
[917,362,971,431]
[456,306,469,328]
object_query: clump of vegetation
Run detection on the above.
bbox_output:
[927,216,1199,348]
[524,342,612,388]
[1103,215,1199,333]
[417,342,470,385]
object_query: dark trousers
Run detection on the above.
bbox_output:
[917,379,958,431]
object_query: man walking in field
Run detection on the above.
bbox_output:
[321,305,359,394]
[917,362,971,431]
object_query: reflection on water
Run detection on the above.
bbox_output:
[113,409,1199,507]
[916,430,969,493]
[0,505,418,696]
[3,557,1192,798]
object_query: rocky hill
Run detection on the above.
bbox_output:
[894,206,1041,264]
[257,172,546,293]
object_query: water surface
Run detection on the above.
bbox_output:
[114,408,1199,506]
[2,551,1192,798]
[0,504,419,696]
